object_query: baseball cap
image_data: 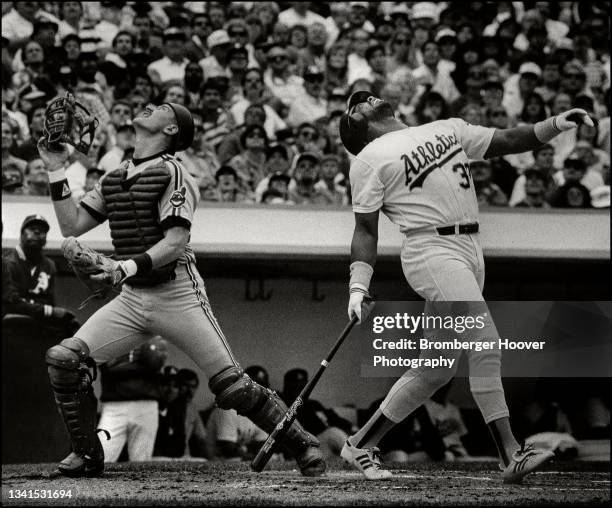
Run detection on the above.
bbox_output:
[216,165,237,179]
[267,143,290,160]
[269,171,291,185]
[207,29,231,49]
[411,2,438,22]
[21,214,50,233]
[435,28,457,42]
[33,16,59,34]
[304,65,324,81]
[350,2,369,9]
[564,153,587,170]
[321,153,341,165]
[524,168,547,182]
[390,3,410,16]
[329,87,348,100]
[163,27,187,41]
[519,62,542,77]
[164,102,194,153]
[365,43,385,61]
[296,151,320,165]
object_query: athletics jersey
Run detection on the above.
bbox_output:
[80,154,199,267]
[350,118,495,233]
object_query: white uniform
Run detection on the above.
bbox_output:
[350,118,508,425]
[350,118,495,301]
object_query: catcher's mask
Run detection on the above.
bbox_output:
[339,90,384,156]
[44,92,99,154]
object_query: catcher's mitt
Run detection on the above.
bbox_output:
[44,92,99,154]
[62,237,119,309]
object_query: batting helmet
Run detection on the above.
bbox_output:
[165,102,194,153]
[339,90,377,156]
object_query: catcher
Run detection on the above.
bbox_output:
[39,94,325,478]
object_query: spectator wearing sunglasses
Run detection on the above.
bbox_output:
[287,66,327,127]
[226,19,259,69]
[184,13,211,62]
[263,44,304,111]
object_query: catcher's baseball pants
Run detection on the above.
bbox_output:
[75,261,238,377]
[98,400,159,462]
[380,231,509,424]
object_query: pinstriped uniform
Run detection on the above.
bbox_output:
[76,154,239,376]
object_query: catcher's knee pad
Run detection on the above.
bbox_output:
[209,366,266,413]
[209,366,320,458]
[46,338,91,390]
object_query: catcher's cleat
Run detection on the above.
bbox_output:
[294,443,326,477]
[500,442,555,484]
[57,430,107,478]
[340,440,393,480]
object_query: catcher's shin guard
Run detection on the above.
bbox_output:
[46,338,104,477]
[210,366,325,476]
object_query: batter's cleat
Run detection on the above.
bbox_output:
[501,442,555,484]
[340,440,393,480]
[57,430,107,478]
[295,444,326,477]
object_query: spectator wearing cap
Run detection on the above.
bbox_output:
[263,44,305,111]
[412,40,460,105]
[347,2,375,34]
[323,3,350,48]
[435,28,458,74]
[147,28,189,87]
[288,152,334,205]
[183,12,210,63]
[250,2,280,36]
[315,153,349,205]
[199,78,234,151]
[2,214,78,336]
[10,103,46,162]
[286,66,327,128]
[226,19,259,69]
[482,80,506,116]
[228,124,269,193]
[262,172,294,205]
[278,2,325,29]
[199,29,232,79]
[2,119,27,184]
[550,155,593,209]
[470,159,508,207]
[296,22,328,76]
[230,68,287,142]
[92,2,128,49]
[513,169,551,209]
[294,122,323,156]
[560,61,591,102]
[502,62,542,121]
[206,165,254,203]
[411,2,439,60]
[254,144,293,202]
[564,140,607,191]
[449,63,487,116]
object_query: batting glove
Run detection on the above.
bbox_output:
[555,108,594,130]
[348,291,365,322]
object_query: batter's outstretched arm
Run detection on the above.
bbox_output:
[348,210,379,322]
[484,108,593,158]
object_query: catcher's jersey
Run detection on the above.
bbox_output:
[80,154,199,266]
[350,118,495,233]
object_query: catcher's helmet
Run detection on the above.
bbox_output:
[339,90,378,156]
[165,102,194,153]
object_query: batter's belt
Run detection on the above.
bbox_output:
[436,222,479,235]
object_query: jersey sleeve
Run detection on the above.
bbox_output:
[448,118,496,160]
[79,180,108,223]
[350,159,384,213]
[159,158,201,231]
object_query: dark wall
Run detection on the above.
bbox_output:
[2,255,609,463]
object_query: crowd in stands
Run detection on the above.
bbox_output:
[1,2,609,208]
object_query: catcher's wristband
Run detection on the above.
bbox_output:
[132,253,153,274]
[534,116,562,143]
[349,261,374,294]
[48,169,71,201]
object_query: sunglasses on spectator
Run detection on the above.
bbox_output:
[230,30,248,37]
[269,55,287,63]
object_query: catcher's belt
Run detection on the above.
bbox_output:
[44,92,98,154]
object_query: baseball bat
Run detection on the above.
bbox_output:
[251,299,374,472]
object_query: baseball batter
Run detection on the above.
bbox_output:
[38,102,325,478]
[338,91,593,483]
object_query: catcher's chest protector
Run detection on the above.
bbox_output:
[101,163,176,287]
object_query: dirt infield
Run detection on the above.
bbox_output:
[2,459,610,506]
